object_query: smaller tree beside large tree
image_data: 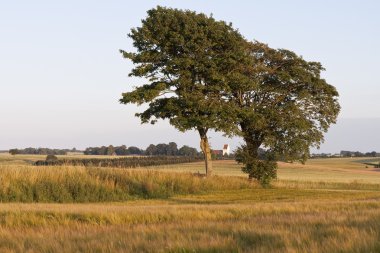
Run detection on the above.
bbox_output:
[231,42,340,185]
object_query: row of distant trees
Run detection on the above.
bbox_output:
[84,142,200,157]
[340,151,379,157]
[311,151,380,158]
[8,148,78,156]
[84,145,143,156]
[9,143,201,157]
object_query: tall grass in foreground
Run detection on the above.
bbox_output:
[0,192,380,252]
[0,165,257,202]
[1,162,380,252]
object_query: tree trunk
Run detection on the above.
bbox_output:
[198,128,213,177]
[244,137,259,180]
[241,127,262,180]
[244,138,260,159]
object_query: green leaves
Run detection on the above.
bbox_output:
[120,82,169,105]
[120,6,340,181]
[232,41,340,173]
[120,6,246,136]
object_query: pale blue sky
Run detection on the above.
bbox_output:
[1,1,379,153]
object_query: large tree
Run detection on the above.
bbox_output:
[120,6,247,176]
[232,42,340,185]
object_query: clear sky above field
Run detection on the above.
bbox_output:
[0,0,379,153]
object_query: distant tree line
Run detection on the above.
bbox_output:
[84,145,143,156]
[310,153,339,158]
[146,142,199,157]
[311,151,380,158]
[8,142,200,158]
[8,147,78,156]
[84,142,200,157]
[340,151,379,157]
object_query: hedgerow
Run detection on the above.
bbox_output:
[34,156,201,168]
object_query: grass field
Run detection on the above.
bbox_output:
[155,157,380,183]
[0,154,380,252]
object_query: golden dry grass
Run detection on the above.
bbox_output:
[0,155,380,252]
[0,153,133,164]
[0,189,380,252]
[3,153,379,183]
[152,157,380,184]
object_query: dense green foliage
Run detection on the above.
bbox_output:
[8,149,18,155]
[228,42,340,184]
[239,42,339,159]
[34,156,201,168]
[235,146,277,186]
[178,145,199,157]
[121,6,340,183]
[84,145,143,155]
[0,167,255,203]
[120,6,248,176]
[145,142,199,157]
[145,142,178,156]
[83,142,199,157]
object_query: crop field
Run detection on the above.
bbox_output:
[0,154,380,252]
[155,157,380,183]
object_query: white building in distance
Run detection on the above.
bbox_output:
[222,144,230,155]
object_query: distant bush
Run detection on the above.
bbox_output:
[9,149,19,155]
[34,156,201,168]
[46,154,58,162]
[0,166,256,203]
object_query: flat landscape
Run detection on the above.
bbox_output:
[0,154,380,252]
[2,1,379,252]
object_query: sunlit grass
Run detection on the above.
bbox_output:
[1,156,380,252]
[0,164,259,203]
[0,189,380,252]
[154,158,380,183]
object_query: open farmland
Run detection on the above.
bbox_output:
[154,157,380,183]
[0,155,380,252]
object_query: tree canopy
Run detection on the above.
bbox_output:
[232,42,340,184]
[120,6,248,176]
[120,6,340,183]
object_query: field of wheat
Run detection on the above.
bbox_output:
[0,154,380,252]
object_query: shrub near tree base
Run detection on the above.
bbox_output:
[244,160,277,187]
[236,146,277,186]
